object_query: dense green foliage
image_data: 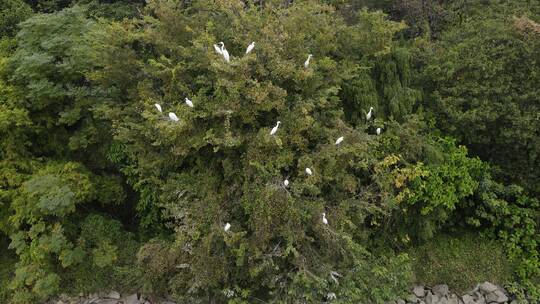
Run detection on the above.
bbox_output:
[0,0,539,303]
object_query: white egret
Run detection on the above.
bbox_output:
[376,127,382,135]
[304,54,313,68]
[366,107,374,121]
[283,179,289,187]
[335,136,344,146]
[185,97,194,108]
[224,289,235,298]
[322,212,328,225]
[330,271,341,284]
[168,112,179,122]
[245,42,255,55]
[219,42,230,63]
[305,167,312,176]
[154,103,162,113]
[270,121,281,136]
[327,292,337,300]
[224,222,231,232]
[213,43,223,55]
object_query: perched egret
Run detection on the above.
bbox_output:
[168,112,179,122]
[219,42,230,62]
[327,292,337,300]
[322,212,328,225]
[224,222,231,232]
[213,43,223,55]
[376,127,382,135]
[283,179,289,187]
[185,97,194,108]
[335,136,344,146]
[330,271,341,284]
[270,121,281,136]
[304,54,313,68]
[154,103,162,113]
[245,42,255,55]
[366,107,374,121]
[224,289,235,298]
[306,167,313,176]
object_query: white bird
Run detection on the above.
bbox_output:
[270,121,281,136]
[304,54,313,68]
[366,107,374,121]
[376,127,382,135]
[154,103,162,113]
[335,136,344,146]
[245,42,255,55]
[330,271,341,284]
[283,179,289,187]
[224,289,235,298]
[224,222,231,232]
[168,112,179,122]
[322,212,328,225]
[219,42,230,62]
[213,43,223,55]
[305,167,312,176]
[327,292,337,300]
[185,97,194,108]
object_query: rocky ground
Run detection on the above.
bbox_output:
[47,292,174,304]
[389,282,520,304]
[48,282,524,304]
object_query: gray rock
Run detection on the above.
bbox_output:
[95,300,120,304]
[474,294,486,304]
[447,294,460,304]
[432,285,450,298]
[462,294,475,304]
[407,294,420,303]
[413,286,426,298]
[425,291,439,304]
[397,300,406,304]
[478,282,498,294]
[107,291,121,299]
[485,290,508,303]
[437,297,449,304]
[123,294,141,304]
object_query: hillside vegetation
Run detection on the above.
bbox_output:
[0,0,539,303]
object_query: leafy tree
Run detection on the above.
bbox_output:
[88,0,416,302]
[0,6,136,302]
[419,7,540,195]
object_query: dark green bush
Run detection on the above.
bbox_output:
[419,6,540,195]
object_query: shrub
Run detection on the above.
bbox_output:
[464,179,540,300]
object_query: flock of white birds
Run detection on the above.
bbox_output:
[151,41,383,232]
